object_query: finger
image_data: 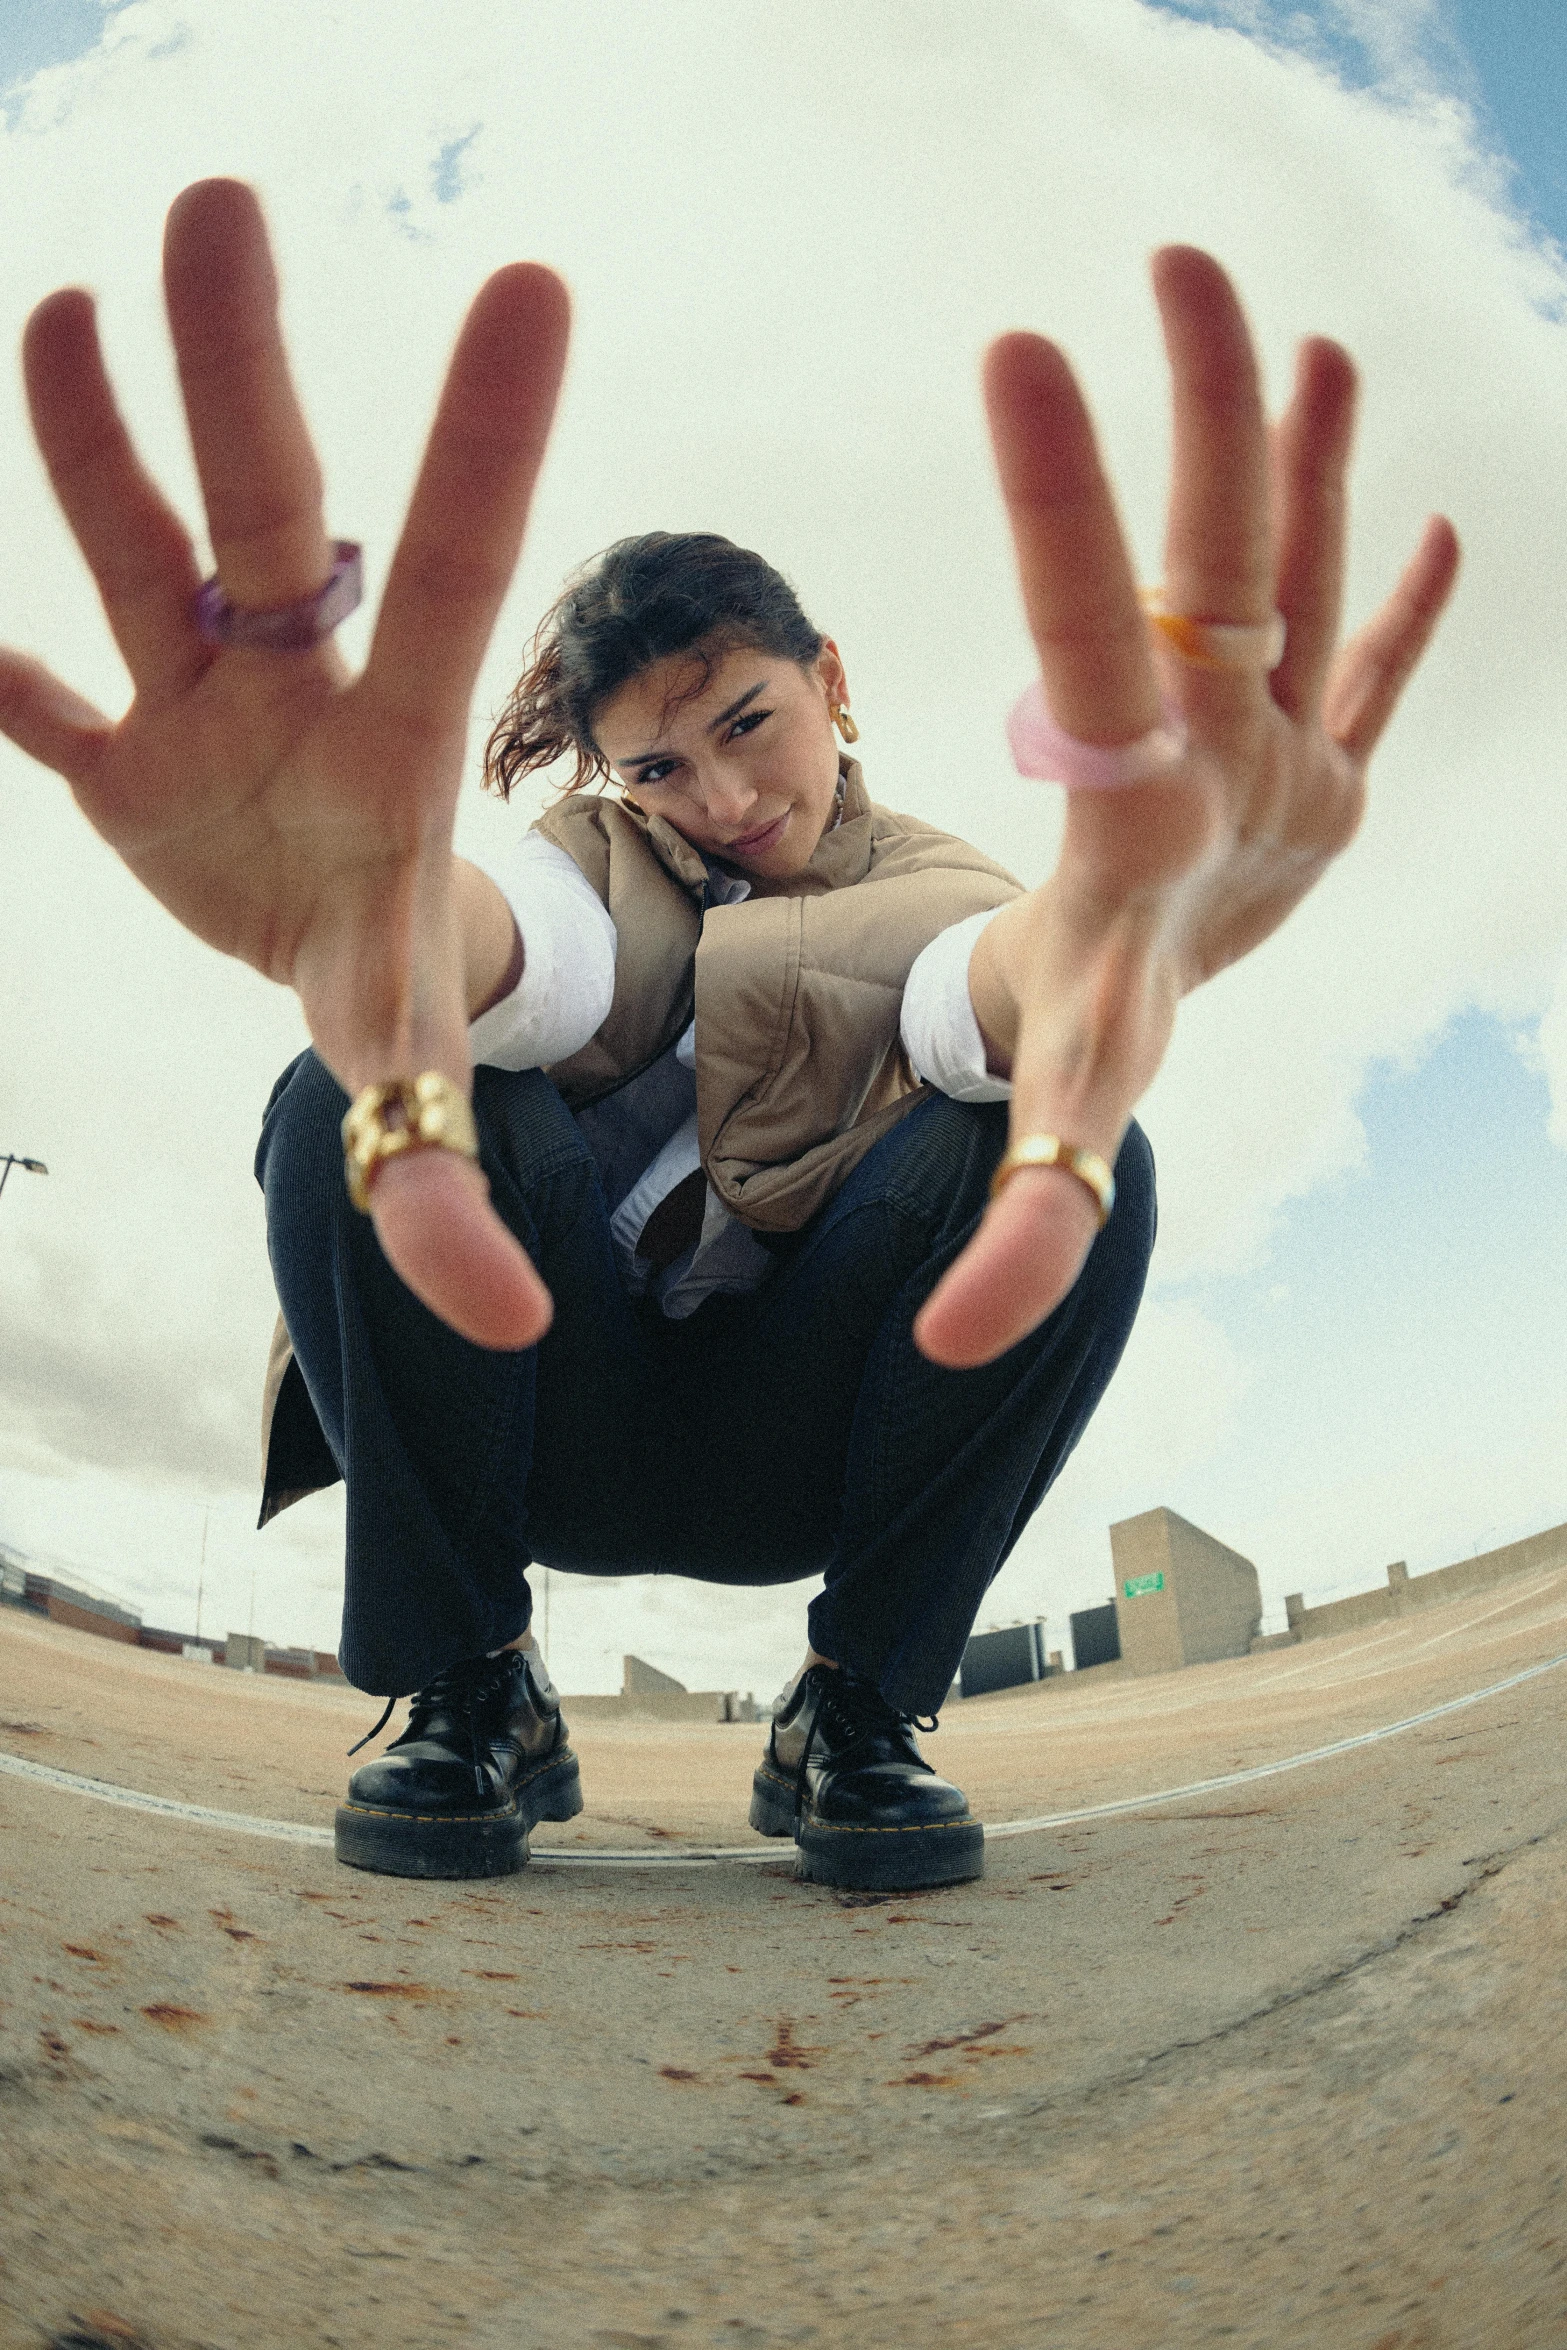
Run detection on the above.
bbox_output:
[370,1149,554,1350]
[914,1172,1098,1368]
[1154,246,1274,639]
[366,264,571,730]
[983,331,1163,744]
[0,650,113,787]
[162,178,333,609]
[22,291,207,699]
[1323,515,1461,767]
[1267,338,1358,722]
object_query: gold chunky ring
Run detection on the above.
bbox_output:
[989,1134,1116,1228]
[341,1073,480,1213]
[1140,587,1286,673]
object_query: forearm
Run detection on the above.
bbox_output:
[452,855,524,1020]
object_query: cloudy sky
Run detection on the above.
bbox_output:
[2,0,1566,1702]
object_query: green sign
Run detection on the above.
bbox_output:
[1123,1571,1165,1598]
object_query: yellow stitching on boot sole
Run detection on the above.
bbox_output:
[338,1802,523,1826]
[799,1818,981,1836]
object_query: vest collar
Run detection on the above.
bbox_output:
[618,756,873,900]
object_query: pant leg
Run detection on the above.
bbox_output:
[667,1094,1156,1716]
[256,1052,656,1695]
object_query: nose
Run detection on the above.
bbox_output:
[701,769,759,827]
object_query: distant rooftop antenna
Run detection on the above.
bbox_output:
[195,1504,210,1642]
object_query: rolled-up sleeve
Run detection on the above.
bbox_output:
[467,829,618,1070]
[900,906,1013,1104]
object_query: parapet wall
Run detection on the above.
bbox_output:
[564,1690,759,1724]
[1284,1521,1567,1643]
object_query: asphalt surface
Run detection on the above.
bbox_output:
[2,1568,1565,2349]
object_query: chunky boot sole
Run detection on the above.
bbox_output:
[749,1766,985,1891]
[335,1746,584,1881]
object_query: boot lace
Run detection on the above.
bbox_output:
[793,1671,938,1819]
[347,1654,516,1798]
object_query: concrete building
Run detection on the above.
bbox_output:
[0,1550,342,1677]
[1070,1602,1123,1674]
[564,1656,760,1724]
[17,1572,142,1646]
[959,1621,1055,1698]
[1109,1508,1263,1677]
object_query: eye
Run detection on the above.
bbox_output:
[633,758,680,787]
[729,709,769,742]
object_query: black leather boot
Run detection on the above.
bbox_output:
[749,1664,983,1889]
[334,1646,583,1879]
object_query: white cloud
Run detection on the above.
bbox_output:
[2,0,1565,1681]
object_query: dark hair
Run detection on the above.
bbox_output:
[484,532,825,798]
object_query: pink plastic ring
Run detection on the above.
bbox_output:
[1005,679,1188,790]
[195,540,363,651]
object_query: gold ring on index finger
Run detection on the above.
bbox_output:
[1141,588,1286,673]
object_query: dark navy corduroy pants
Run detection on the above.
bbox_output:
[257,1053,1155,1712]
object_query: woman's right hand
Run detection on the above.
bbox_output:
[0,178,568,1349]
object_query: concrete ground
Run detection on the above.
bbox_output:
[2,1568,1566,2350]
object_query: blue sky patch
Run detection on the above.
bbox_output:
[431,123,481,205]
[1167,1006,1567,1597]
[1143,0,1567,251]
[0,0,127,91]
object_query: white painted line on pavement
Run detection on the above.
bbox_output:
[986,1644,1567,1837]
[2,1644,1564,1868]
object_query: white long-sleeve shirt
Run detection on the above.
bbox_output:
[468,829,1012,1316]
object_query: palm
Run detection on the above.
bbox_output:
[0,179,569,1347]
[915,248,1458,1368]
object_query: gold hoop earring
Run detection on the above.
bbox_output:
[832,703,860,745]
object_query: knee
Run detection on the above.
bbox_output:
[471,1065,592,1200]
[255,1050,352,1222]
[257,1059,586,1200]
[859,1093,1009,1229]
[1095,1119,1157,1294]
[1112,1120,1156,1247]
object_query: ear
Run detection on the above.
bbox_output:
[816,638,849,706]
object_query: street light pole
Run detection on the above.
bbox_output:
[0,1154,48,1205]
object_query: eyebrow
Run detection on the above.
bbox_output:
[624,680,769,769]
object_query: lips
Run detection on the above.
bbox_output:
[728,812,788,855]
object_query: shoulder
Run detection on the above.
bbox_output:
[531,794,653,901]
[532,792,620,884]
[864,800,1024,893]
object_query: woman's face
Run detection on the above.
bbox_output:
[592,640,850,888]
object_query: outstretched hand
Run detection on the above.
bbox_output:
[914,247,1459,1370]
[3,197,1458,1371]
[0,179,568,1348]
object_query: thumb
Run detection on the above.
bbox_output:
[369,1148,553,1349]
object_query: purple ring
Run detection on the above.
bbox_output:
[1006,678,1188,790]
[194,540,363,651]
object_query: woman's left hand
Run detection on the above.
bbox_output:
[914,246,1460,1369]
